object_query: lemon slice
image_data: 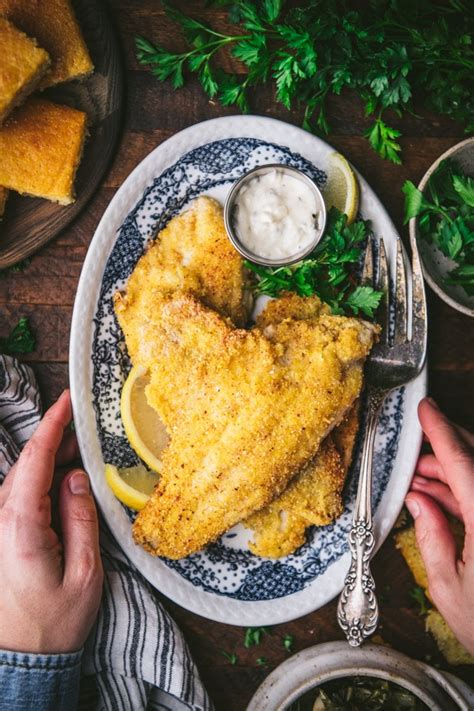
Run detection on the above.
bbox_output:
[121,365,169,473]
[105,463,159,511]
[323,152,360,224]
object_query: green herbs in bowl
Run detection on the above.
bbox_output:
[404,138,474,317]
[289,675,429,710]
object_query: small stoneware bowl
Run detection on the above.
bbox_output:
[408,137,474,318]
[247,642,474,710]
[224,163,327,267]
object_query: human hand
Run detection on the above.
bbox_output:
[406,397,474,655]
[0,390,103,654]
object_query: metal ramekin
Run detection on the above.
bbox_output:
[223,164,327,267]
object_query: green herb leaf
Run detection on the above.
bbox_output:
[365,119,402,164]
[244,626,268,648]
[283,633,294,652]
[402,180,428,224]
[220,650,238,664]
[345,286,383,318]
[263,0,283,23]
[0,317,36,355]
[409,585,429,616]
[256,656,268,666]
[453,174,474,207]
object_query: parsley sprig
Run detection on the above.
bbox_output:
[245,208,382,318]
[136,0,474,163]
[403,159,474,296]
[0,317,36,355]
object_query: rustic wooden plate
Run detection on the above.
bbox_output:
[0,0,123,269]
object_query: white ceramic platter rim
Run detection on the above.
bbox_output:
[70,115,426,626]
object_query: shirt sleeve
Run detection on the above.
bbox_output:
[0,648,82,711]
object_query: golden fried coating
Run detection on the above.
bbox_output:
[132,292,377,558]
[0,0,93,88]
[0,98,87,204]
[0,17,50,125]
[114,196,250,331]
[246,438,346,557]
[332,400,360,471]
[246,400,360,558]
[255,291,331,327]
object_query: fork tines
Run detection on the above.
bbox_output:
[362,235,427,362]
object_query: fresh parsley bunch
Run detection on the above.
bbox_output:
[245,207,382,318]
[403,160,474,295]
[135,0,474,164]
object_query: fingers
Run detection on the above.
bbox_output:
[9,391,72,511]
[454,423,474,448]
[56,431,79,467]
[416,453,445,482]
[411,476,463,520]
[417,399,474,510]
[0,429,79,509]
[59,469,102,590]
[405,492,460,608]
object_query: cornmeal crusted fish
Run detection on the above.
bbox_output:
[131,292,377,558]
[114,196,251,330]
[246,401,359,558]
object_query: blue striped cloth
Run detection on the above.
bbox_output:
[0,355,212,711]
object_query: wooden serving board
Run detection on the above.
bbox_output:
[0,0,123,269]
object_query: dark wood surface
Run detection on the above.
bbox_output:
[0,2,473,708]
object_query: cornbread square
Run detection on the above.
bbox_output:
[426,610,474,666]
[0,187,8,218]
[0,98,87,204]
[0,0,93,89]
[0,18,50,125]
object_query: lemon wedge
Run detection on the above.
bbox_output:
[120,365,169,473]
[323,152,360,225]
[105,463,159,511]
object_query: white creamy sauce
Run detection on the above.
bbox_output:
[234,169,321,260]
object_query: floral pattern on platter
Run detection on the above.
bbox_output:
[91,137,404,602]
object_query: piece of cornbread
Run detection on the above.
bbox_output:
[0,187,8,218]
[0,18,50,125]
[0,98,87,204]
[0,0,93,88]
[395,521,473,665]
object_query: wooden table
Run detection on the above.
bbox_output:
[1,2,473,708]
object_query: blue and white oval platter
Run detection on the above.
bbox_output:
[70,116,426,626]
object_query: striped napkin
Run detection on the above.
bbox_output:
[0,355,212,711]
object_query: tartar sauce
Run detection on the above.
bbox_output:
[233,169,321,261]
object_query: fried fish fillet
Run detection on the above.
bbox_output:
[245,295,361,558]
[114,196,250,331]
[132,292,377,558]
[246,401,360,558]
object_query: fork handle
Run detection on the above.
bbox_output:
[337,389,385,646]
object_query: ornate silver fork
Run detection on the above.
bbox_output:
[337,236,427,647]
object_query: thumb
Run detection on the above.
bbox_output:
[59,469,102,590]
[405,492,460,609]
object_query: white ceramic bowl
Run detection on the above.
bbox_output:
[409,137,474,318]
[247,642,474,710]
